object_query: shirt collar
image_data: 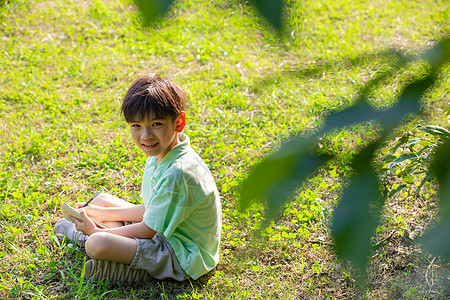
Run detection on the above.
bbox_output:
[157,133,190,169]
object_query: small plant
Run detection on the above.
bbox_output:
[382,120,450,198]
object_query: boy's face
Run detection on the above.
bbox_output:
[128,112,186,164]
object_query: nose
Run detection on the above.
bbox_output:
[142,126,153,140]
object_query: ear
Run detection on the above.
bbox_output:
[175,111,186,132]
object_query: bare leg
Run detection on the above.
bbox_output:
[90,193,135,208]
[88,193,135,228]
[85,232,137,264]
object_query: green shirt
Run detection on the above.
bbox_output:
[141,133,222,279]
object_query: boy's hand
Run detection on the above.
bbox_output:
[69,210,100,236]
[74,203,105,223]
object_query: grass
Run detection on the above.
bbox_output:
[0,0,449,298]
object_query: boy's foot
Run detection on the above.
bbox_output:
[54,219,88,247]
[84,259,151,282]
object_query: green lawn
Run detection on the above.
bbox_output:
[1,0,449,298]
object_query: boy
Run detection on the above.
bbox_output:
[55,74,222,282]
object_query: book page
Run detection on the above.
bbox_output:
[61,203,109,229]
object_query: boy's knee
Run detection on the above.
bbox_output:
[90,193,109,206]
[85,232,110,259]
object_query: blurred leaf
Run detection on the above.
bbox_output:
[430,140,450,214]
[377,77,432,128]
[321,76,429,134]
[422,37,450,73]
[133,0,175,26]
[421,221,450,256]
[331,167,382,276]
[421,140,450,255]
[250,0,284,32]
[322,100,377,132]
[237,33,450,276]
[134,0,285,32]
[330,142,384,275]
[240,38,447,230]
[240,136,331,220]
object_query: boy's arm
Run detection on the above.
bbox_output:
[82,204,146,223]
[70,210,156,239]
[104,221,157,239]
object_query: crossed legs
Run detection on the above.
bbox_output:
[85,232,137,264]
[85,193,138,264]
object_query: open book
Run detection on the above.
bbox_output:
[61,203,109,229]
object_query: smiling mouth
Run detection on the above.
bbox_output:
[142,142,158,149]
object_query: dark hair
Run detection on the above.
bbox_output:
[121,74,188,122]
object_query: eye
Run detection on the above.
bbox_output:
[152,122,163,127]
[130,123,141,128]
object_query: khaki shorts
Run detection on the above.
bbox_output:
[129,233,187,281]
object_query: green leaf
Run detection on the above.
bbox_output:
[430,140,450,215]
[403,173,415,184]
[331,169,382,275]
[322,100,378,132]
[238,37,450,272]
[415,171,434,193]
[250,0,284,32]
[383,154,397,163]
[389,184,407,198]
[390,136,409,154]
[239,136,331,221]
[422,37,450,72]
[421,140,450,256]
[401,162,419,176]
[420,125,450,140]
[443,105,450,116]
[321,74,430,134]
[331,143,383,276]
[421,221,450,256]
[389,153,418,168]
[133,0,175,26]
[406,138,423,146]
[415,144,433,156]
